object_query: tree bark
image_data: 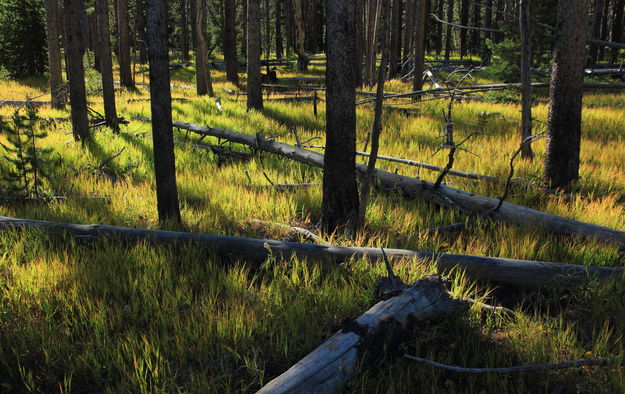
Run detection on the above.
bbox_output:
[180,0,189,61]
[444,0,454,63]
[224,0,239,84]
[195,0,214,97]
[146,0,182,224]
[293,0,307,70]
[190,0,197,51]
[96,0,119,132]
[403,0,416,63]
[519,0,533,160]
[275,0,284,59]
[471,1,481,56]
[44,0,65,109]
[365,0,380,85]
[247,0,263,109]
[117,0,134,87]
[285,0,293,55]
[413,0,427,94]
[435,0,444,54]
[89,11,101,72]
[610,0,624,63]
[136,0,148,64]
[460,0,470,58]
[354,0,365,87]
[389,0,401,78]
[323,0,359,235]
[544,0,590,189]
[63,0,89,142]
[589,0,606,65]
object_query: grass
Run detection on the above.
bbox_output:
[1,54,625,392]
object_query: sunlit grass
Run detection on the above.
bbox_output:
[1,53,625,392]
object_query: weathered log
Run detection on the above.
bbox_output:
[257,276,468,394]
[265,96,316,102]
[0,100,50,108]
[131,116,625,250]
[0,215,622,289]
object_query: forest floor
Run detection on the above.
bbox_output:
[1,56,625,392]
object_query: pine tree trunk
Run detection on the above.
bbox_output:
[323,0,359,235]
[610,0,623,63]
[293,0,307,70]
[389,0,401,78]
[403,0,416,63]
[597,0,610,61]
[435,0,444,54]
[544,0,590,189]
[413,0,427,93]
[354,0,364,87]
[285,0,293,55]
[471,2,481,56]
[44,0,65,109]
[264,0,271,69]
[180,0,189,61]
[195,0,214,97]
[190,0,197,51]
[89,11,101,72]
[589,0,606,65]
[247,0,263,110]
[118,0,134,87]
[136,0,148,64]
[275,0,284,59]
[96,0,119,132]
[519,0,533,160]
[224,0,239,84]
[365,0,380,85]
[444,0,454,63]
[460,0,469,58]
[146,0,181,224]
[63,0,89,142]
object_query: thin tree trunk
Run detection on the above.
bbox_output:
[44,0,65,109]
[389,0,401,78]
[471,2,481,56]
[589,0,606,65]
[285,0,293,55]
[444,0,454,63]
[89,11,101,72]
[413,0,427,94]
[180,0,189,61]
[354,0,365,87]
[275,0,284,59]
[435,0,444,54]
[293,0,307,70]
[190,0,197,51]
[96,0,119,132]
[118,0,134,87]
[359,0,391,228]
[136,0,148,64]
[264,0,271,70]
[610,0,623,63]
[146,0,181,224]
[247,0,263,109]
[365,0,380,85]
[519,0,533,160]
[323,0,358,235]
[224,0,239,84]
[195,0,214,96]
[403,0,416,63]
[544,0,590,189]
[460,0,469,58]
[63,0,89,142]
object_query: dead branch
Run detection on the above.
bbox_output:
[246,219,326,244]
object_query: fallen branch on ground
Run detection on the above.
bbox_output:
[246,219,326,244]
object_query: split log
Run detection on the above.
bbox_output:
[257,276,468,394]
[132,117,625,250]
[1,215,622,289]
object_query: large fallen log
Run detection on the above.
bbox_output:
[257,276,468,394]
[132,116,625,250]
[0,215,622,288]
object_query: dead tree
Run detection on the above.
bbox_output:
[195,0,214,97]
[519,0,533,159]
[365,0,381,85]
[247,0,264,109]
[44,0,65,109]
[323,0,359,234]
[96,0,120,132]
[117,0,134,87]
[413,0,427,94]
[146,0,182,223]
[293,0,308,71]
[544,0,590,189]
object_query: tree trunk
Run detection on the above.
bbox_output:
[195,0,214,97]
[96,0,119,132]
[264,0,271,69]
[389,0,401,78]
[190,0,197,51]
[285,0,293,55]
[247,0,263,109]
[435,0,444,54]
[323,0,359,235]
[136,0,148,64]
[293,0,307,70]
[180,0,189,61]
[44,0,65,109]
[460,0,469,58]
[117,0,134,87]
[544,0,590,189]
[444,0,454,63]
[519,0,533,160]
[403,0,416,63]
[224,0,239,84]
[89,11,101,72]
[275,0,284,59]
[365,0,380,85]
[471,1,481,56]
[610,0,623,63]
[413,0,427,93]
[146,0,182,224]
[589,0,606,65]
[354,0,365,87]
[63,0,89,142]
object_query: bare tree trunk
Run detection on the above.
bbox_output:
[275,0,284,59]
[96,0,119,132]
[44,0,65,109]
[224,0,239,84]
[247,0,263,110]
[413,0,427,94]
[460,0,469,58]
[89,11,101,72]
[444,0,454,63]
[190,0,197,52]
[118,0,134,87]
[146,0,181,224]
[365,0,380,85]
[136,0,148,64]
[180,0,189,61]
[63,0,89,142]
[435,0,444,54]
[285,0,293,55]
[354,0,365,87]
[264,0,271,70]
[388,0,401,78]
[610,0,623,63]
[544,0,590,189]
[403,0,416,63]
[323,0,359,235]
[519,0,533,160]
[589,0,606,65]
[195,0,214,96]
[293,0,308,70]
[471,1,481,56]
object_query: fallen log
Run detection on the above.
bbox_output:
[0,100,50,107]
[132,116,625,250]
[257,276,468,394]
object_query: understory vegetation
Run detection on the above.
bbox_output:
[1,59,625,392]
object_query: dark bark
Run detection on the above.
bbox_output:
[293,0,307,70]
[589,0,606,65]
[519,0,533,159]
[413,0,427,93]
[403,0,416,63]
[389,0,401,78]
[180,0,189,61]
[118,0,134,87]
[190,0,197,51]
[544,0,590,189]
[44,0,65,109]
[285,0,293,55]
[146,0,182,224]
[195,0,214,96]
[96,0,119,132]
[323,0,359,234]
[460,0,470,58]
[63,0,89,142]
[435,0,444,54]
[136,0,148,64]
[224,0,239,84]
[610,0,623,62]
[365,0,380,85]
[597,0,610,60]
[471,1,481,56]
[275,0,284,59]
[247,0,263,109]
[89,11,101,72]
[444,0,454,62]
[264,0,271,69]
[355,0,365,87]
